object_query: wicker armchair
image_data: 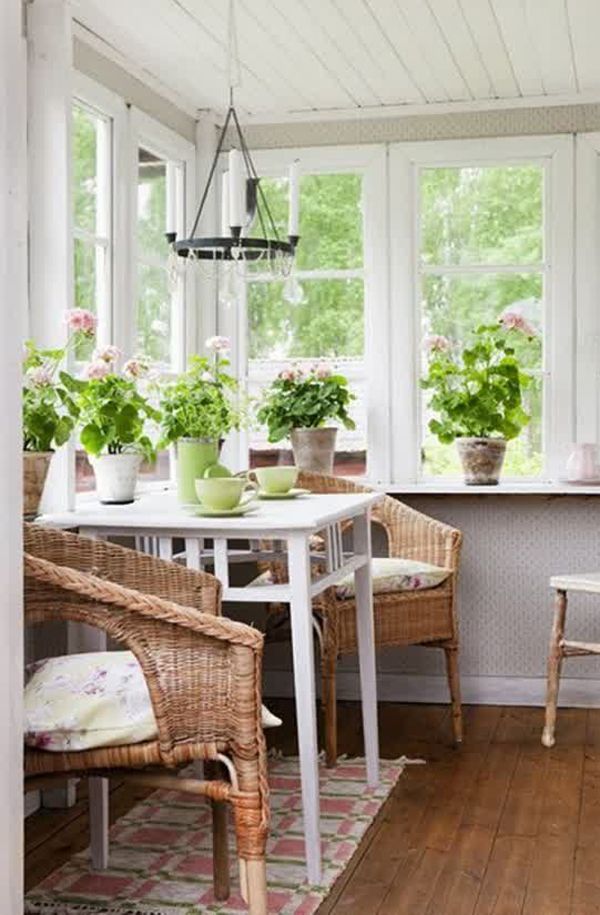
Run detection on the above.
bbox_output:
[24,524,269,915]
[265,472,463,767]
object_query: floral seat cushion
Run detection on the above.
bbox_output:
[335,557,451,599]
[24,651,281,753]
[249,557,450,600]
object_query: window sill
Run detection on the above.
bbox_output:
[368,480,600,496]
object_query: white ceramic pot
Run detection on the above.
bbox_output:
[90,453,142,504]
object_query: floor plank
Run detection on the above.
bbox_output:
[24,702,600,915]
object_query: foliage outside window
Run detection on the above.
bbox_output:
[419,164,545,478]
[246,172,366,474]
[72,103,110,363]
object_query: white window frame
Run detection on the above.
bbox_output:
[130,109,196,373]
[389,135,575,484]
[219,144,389,480]
[575,132,600,449]
[72,73,125,349]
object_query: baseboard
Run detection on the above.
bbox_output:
[263,670,600,708]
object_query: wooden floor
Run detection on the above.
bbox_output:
[26,701,600,914]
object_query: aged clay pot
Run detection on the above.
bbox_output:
[291,427,337,474]
[456,437,507,485]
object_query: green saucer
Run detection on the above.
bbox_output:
[189,502,260,517]
[258,488,310,500]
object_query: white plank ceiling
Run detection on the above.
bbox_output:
[72,0,600,121]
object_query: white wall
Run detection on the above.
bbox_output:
[0,0,26,907]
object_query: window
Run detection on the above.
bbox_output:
[72,101,111,361]
[418,164,545,479]
[132,116,193,484]
[239,154,380,477]
[72,99,113,492]
[390,136,574,486]
[135,147,182,370]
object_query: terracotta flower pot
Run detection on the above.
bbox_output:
[456,437,507,485]
[23,451,52,518]
[291,427,337,474]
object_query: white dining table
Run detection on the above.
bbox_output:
[38,488,382,885]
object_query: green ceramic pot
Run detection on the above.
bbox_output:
[176,438,219,504]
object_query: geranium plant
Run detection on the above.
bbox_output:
[69,348,160,462]
[257,363,356,443]
[159,336,240,445]
[22,309,97,453]
[420,312,539,444]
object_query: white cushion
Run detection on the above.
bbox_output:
[249,557,450,601]
[24,651,281,753]
[335,557,450,599]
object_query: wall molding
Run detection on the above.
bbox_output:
[264,670,600,709]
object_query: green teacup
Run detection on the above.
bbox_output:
[253,465,298,495]
[195,477,258,511]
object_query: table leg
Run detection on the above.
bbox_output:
[73,530,110,867]
[158,537,173,561]
[353,511,380,788]
[287,533,322,885]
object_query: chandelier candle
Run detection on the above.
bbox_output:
[221,171,230,235]
[288,159,300,237]
[228,147,244,229]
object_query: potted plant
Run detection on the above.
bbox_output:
[70,349,159,504]
[257,363,355,473]
[159,336,240,504]
[420,312,538,485]
[22,309,96,517]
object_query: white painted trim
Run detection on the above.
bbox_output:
[575,132,600,446]
[263,670,600,708]
[0,0,26,905]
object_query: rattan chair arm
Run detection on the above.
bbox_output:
[24,553,263,651]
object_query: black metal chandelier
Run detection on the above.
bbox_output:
[165,2,299,279]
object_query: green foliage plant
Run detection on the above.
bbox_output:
[257,363,356,443]
[71,350,159,463]
[159,337,241,445]
[22,309,97,453]
[421,313,538,444]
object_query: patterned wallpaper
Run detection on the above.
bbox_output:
[233,103,600,150]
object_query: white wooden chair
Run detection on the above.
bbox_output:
[542,572,600,748]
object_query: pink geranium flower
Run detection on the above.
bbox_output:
[123,358,148,379]
[424,334,451,354]
[94,345,121,364]
[27,366,53,387]
[499,310,537,337]
[84,359,111,381]
[65,308,97,336]
[205,335,231,353]
[313,362,332,380]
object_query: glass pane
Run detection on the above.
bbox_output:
[420,165,543,266]
[72,104,99,234]
[138,147,167,261]
[296,174,363,270]
[248,278,364,360]
[420,272,543,479]
[136,263,171,366]
[73,238,98,361]
[249,173,363,271]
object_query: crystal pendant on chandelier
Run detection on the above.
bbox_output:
[165,0,299,291]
